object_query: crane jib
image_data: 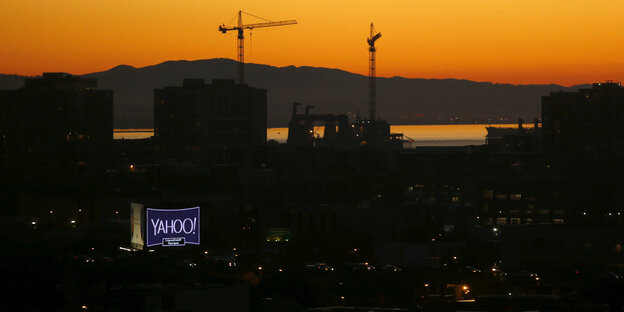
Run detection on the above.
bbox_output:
[218,11,297,83]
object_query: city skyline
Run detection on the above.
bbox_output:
[2,0,624,86]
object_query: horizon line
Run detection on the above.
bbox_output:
[1,58,598,88]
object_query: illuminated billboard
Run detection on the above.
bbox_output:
[146,207,200,247]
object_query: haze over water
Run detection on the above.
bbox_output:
[115,124,525,146]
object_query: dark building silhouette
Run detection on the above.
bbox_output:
[353,119,403,148]
[154,79,266,164]
[286,103,352,147]
[485,118,541,153]
[542,81,624,225]
[542,81,624,158]
[0,73,113,182]
[286,103,403,148]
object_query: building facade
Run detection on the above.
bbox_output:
[154,79,267,165]
[542,82,624,225]
[0,73,113,182]
[542,82,624,158]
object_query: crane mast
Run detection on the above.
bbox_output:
[237,11,244,84]
[367,23,381,121]
[219,11,297,84]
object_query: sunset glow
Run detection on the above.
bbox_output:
[2,0,623,85]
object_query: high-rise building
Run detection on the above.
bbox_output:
[542,82,624,158]
[541,82,624,225]
[154,79,267,164]
[0,73,113,182]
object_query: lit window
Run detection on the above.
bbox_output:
[496,217,507,225]
[496,194,508,200]
[510,194,522,200]
[483,190,494,199]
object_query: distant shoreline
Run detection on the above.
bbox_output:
[113,122,528,131]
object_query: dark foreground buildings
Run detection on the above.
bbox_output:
[541,81,624,226]
[2,76,624,311]
[542,81,624,158]
[154,79,266,165]
[0,73,113,183]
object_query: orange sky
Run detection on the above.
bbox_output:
[1,0,623,86]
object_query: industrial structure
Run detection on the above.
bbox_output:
[219,10,297,84]
[286,23,403,148]
[286,103,352,147]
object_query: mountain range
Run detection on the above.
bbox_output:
[0,58,588,128]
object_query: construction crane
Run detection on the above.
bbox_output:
[367,23,381,121]
[219,11,297,84]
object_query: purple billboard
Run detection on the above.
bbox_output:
[146,207,200,247]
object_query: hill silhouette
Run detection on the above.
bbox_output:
[0,59,587,128]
